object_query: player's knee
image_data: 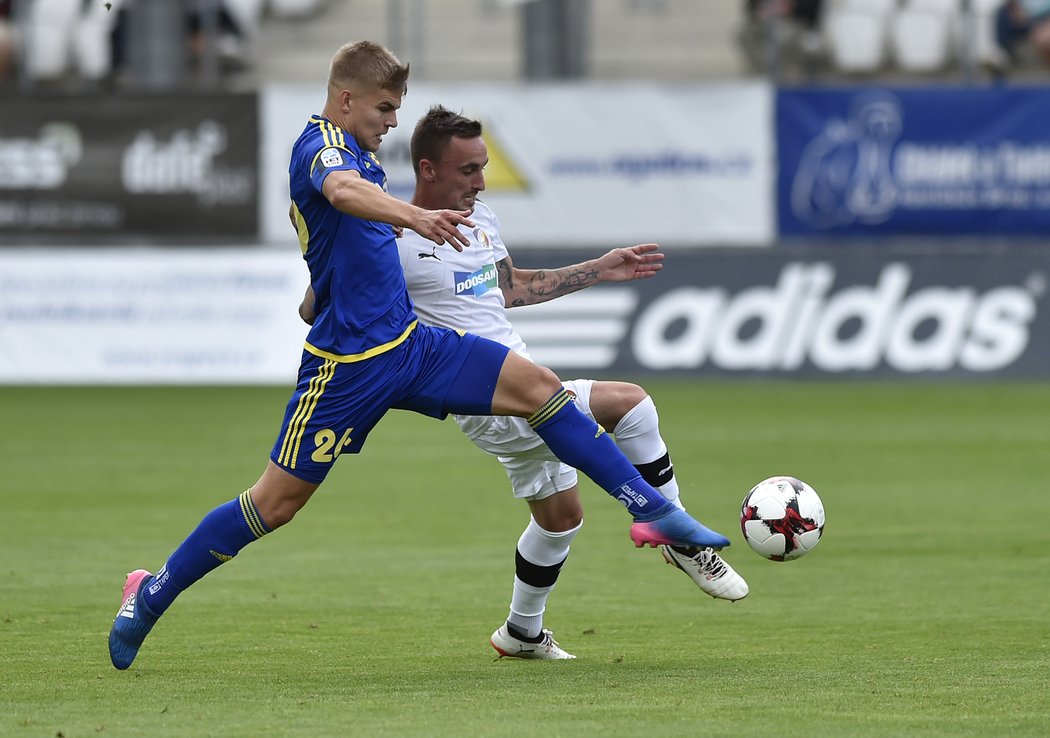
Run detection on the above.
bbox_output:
[259,499,300,529]
[543,501,583,532]
[533,364,563,394]
[559,509,584,531]
[494,358,564,416]
[537,511,583,535]
[619,383,648,411]
[593,381,649,429]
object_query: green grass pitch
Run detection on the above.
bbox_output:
[3,381,1049,737]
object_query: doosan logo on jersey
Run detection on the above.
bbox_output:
[454,265,498,295]
[631,262,1040,373]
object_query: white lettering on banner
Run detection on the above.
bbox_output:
[632,263,1040,373]
[121,121,252,206]
[895,143,1050,187]
[0,123,82,189]
[512,290,637,369]
[792,92,1050,228]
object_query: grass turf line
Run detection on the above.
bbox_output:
[2,382,1048,737]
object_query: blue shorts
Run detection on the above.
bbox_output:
[270,323,509,483]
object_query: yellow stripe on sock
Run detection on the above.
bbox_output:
[239,490,268,539]
[527,389,573,429]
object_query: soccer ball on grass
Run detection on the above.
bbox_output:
[740,476,825,561]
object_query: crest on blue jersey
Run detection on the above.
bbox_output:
[320,148,344,168]
[454,264,498,296]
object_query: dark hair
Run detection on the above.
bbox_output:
[410,105,483,176]
[328,40,410,95]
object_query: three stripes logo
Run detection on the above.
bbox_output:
[117,593,137,620]
[511,288,637,369]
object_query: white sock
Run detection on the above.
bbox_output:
[613,396,683,509]
[508,516,582,638]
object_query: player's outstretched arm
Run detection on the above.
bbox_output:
[498,243,664,308]
[322,169,474,249]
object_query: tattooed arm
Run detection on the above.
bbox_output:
[497,243,665,308]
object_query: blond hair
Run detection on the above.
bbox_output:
[328,41,410,96]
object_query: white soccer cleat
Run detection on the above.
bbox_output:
[660,545,750,602]
[490,623,576,660]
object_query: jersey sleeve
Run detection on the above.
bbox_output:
[306,140,361,193]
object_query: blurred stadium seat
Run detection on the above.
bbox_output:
[890,0,956,72]
[23,0,80,81]
[971,0,1013,69]
[8,1,1044,89]
[72,0,128,81]
[267,0,324,19]
[823,0,894,73]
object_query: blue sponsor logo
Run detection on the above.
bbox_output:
[454,264,498,296]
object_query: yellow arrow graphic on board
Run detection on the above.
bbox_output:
[482,127,530,192]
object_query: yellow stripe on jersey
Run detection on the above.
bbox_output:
[308,119,356,176]
[527,388,573,429]
[277,358,336,468]
[303,320,418,364]
[239,490,269,539]
[290,201,309,255]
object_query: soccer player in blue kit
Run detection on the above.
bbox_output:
[108,40,730,670]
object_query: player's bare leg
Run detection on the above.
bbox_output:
[489,353,729,550]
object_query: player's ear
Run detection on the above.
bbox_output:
[419,159,435,181]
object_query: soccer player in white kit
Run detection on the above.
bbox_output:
[303,106,748,660]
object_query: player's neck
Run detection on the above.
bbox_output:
[320,106,351,136]
[411,188,444,212]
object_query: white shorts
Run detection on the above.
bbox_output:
[454,379,595,501]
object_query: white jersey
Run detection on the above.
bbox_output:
[400,200,597,501]
[397,200,529,359]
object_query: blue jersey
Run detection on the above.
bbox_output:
[288,116,417,360]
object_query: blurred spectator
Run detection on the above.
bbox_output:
[13,0,262,88]
[21,0,127,85]
[0,0,13,84]
[185,0,261,74]
[740,0,827,76]
[994,0,1050,69]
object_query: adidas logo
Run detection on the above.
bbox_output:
[117,593,137,620]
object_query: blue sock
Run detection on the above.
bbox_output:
[141,490,270,616]
[528,389,672,522]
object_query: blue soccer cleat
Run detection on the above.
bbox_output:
[629,507,731,550]
[109,569,159,670]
